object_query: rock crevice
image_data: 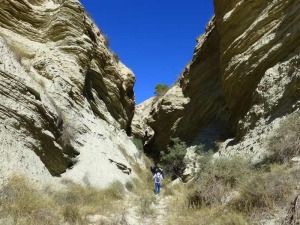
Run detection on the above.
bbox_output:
[133,0,300,160]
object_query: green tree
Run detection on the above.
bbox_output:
[160,138,187,179]
[154,84,169,96]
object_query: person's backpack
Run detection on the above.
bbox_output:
[155,173,161,183]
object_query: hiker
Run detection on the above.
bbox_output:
[150,165,164,177]
[153,169,163,195]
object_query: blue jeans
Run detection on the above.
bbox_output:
[155,183,161,195]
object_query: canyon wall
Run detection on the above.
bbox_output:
[0,0,142,187]
[134,0,300,160]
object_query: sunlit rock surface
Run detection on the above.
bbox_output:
[0,0,141,187]
[135,0,300,160]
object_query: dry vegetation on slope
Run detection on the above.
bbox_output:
[1,113,299,225]
[163,113,300,225]
[0,175,126,225]
[0,157,166,225]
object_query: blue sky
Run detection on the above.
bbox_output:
[79,1,214,104]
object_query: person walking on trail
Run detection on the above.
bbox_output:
[153,169,163,195]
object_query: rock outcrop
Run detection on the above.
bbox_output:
[0,0,141,187]
[135,0,300,159]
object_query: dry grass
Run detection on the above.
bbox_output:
[57,179,125,216]
[143,154,154,170]
[0,175,59,225]
[127,155,162,218]
[165,180,247,225]
[188,156,252,208]
[232,164,295,213]
[268,112,300,163]
[166,202,249,225]
[5,142,300,225]
[165,189,212,225]
[0,175,126,224]
[165,155,300,224]
[161,178,181,196]
[163,114,300,225]
[62,205,83,224]
[131,167,154,196]
[130,152,154,195]
[137,194,156,217]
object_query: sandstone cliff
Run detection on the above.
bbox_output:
[0,0,141,187]
[134,0,300,159]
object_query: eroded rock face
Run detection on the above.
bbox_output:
[0,0,140,187]
[135,0,300,159]
[131,97,155,142]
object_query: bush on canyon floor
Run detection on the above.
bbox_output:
[165,186,248,225]
[231,164,298,214]
[165,156,300,224]
[160,138,187,179]
[188,154,252,208]
[268,112,300,163]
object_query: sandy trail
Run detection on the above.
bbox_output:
[126,193,169,225]
[86,191,170,225]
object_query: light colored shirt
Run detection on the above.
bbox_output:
[153,172,163,184]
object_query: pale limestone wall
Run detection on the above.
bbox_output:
[135,0,300,161]
[0,0,142,187]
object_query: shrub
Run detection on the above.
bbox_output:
[160,138,187,179]
[125,180,134,192]
[188,154,252,208]
[132,137,143,151]
[232,166,292,213]
[268,113,300,163]
[154,83,169,96]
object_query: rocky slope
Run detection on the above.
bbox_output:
[134,0,300,159]
[0,0,142,187]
